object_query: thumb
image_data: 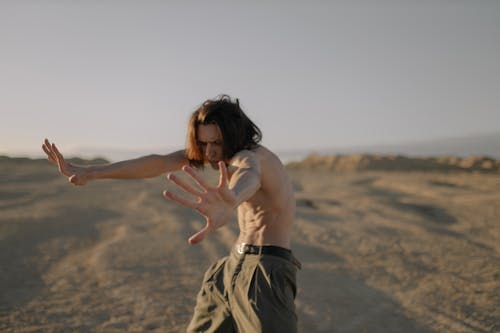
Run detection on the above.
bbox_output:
[188,225,210,245]
[69,174,84,186]
[69,174,78,185]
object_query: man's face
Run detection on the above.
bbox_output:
[197,124,224,169]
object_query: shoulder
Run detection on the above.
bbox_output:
[231,144,279,165]
[228,146,284,174]
[158,149,188,171]
[232,146,284,165]
[229,149,259,170]
[231,148,257,162]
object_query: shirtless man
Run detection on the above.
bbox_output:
[42,95,300,332]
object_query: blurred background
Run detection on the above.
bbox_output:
[1,0,499,162]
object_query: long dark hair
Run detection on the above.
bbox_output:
[185,95,262,168]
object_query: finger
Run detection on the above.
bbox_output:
[51,143,60,162]
[51,143,67,173]
[44,138,52,150]
[69,174,82,185]
[167,173,205,197]
[43,139,55,155]
[188,225,210,245]
[43,139,53,155]
[42,144,57,164]
[163,190,199,209]
[217,161,228,189]
[217,162,236,204]
[182,165,210,190]
[51,143,65,162]
[42,143,51,155]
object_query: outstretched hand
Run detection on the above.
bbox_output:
[163,161,237,245]
[42,139,87,185]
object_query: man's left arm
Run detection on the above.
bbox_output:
[227,150,262,205]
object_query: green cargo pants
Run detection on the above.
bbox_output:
[187,245,300,333]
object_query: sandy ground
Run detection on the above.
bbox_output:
[0,158,499,332]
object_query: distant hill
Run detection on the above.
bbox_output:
[287,154,500,173]
[0,156,109,165]
[319,132,500,158]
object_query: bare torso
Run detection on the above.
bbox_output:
[230,146,295,249]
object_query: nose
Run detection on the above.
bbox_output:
[205,143,215,159]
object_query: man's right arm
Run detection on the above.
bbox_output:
[43,139,187,185]
[86,151,186,181]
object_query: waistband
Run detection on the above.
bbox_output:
[234,243,302,269]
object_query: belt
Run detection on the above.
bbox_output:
[235,243,302,269]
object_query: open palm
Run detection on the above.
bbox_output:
[163,162,237,245]
[42,139,87,185]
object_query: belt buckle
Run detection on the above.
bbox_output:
[236,243,248,254]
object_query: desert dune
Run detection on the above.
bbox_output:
[0,155,499,332]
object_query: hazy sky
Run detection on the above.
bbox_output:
[1,1,499,159]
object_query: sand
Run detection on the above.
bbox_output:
[0,157,499,332]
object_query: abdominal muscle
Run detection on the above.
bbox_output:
[231,145,296,250]
[235,194,295,249]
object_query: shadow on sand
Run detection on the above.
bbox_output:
[294,243,435,333]
[0,207,120,311]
